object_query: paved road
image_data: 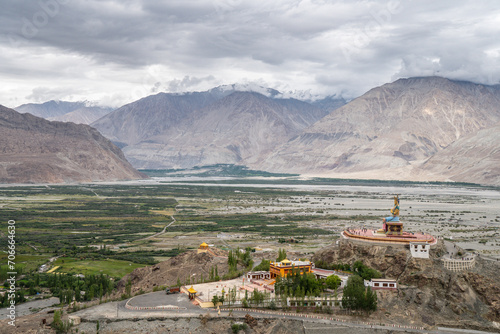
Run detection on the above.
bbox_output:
[70,296,500,334]
[105,293,499,334]
[126,291,196,310]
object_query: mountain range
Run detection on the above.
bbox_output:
[260,77,500,185]
[91,85,338,168]
[6,77,500,185]
[0,105,143,183]
[15,100,112,125]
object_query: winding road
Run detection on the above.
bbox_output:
[71,292,495,334]
[140,215,176,241]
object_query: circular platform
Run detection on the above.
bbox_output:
[342,229,436,245]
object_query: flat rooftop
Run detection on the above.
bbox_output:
[187,277,275,303]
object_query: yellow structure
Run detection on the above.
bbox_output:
[187,286,197,300]
[269,259,312,279]
[197,242,209,254]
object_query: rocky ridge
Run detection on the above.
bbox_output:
[313,239,500,332]
[0,105,144,183]
[116,248,230,295]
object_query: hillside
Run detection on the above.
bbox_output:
[91,91,221,146]
[49,106,112,124]
[95,90,330,169]
[15,100,112,124]
[313,239,500,331]
[0,105,144,183]
[260,77,500,184]
[421,121,500,185]
[116,248,230,295]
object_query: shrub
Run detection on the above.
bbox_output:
[52,309,73,334]
[231,323,248,334]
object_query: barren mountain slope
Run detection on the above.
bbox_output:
[260,77,500,180]
[15,100,89,118]
[121,91,329,168]
[0,105,144,183]
[421,122,500,185]
[49,106,112,124]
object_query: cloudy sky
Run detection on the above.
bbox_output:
[1,0,500,108]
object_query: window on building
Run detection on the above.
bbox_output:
[383,283,388,287]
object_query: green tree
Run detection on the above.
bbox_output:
[219,293,225,305]
[125,280,132,298]
[75,287,81,302]
[341,275,365,310]
[353,260,381,280]
[239,248,253,268]
[227,250,237,271]
[276,248,287,262]
[325,275,341,291]
[52,309,72,333]
[365,286,378,311]
[341,275,377,312]
[253,259,270,271]
[53,309,61,326]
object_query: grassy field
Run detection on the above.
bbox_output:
[52,257,146,277]
[0,254,51,272]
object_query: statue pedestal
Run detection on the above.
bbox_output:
[386,222,403,236]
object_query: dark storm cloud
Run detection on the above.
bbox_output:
[1,0,499,107]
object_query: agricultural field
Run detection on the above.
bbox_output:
[51,258,146,277]
[1,176,499,282]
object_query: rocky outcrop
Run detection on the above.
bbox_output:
[313,239,500,331]
[0,105,144,183]
[464,272,500,321]
[116,249,230,295]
